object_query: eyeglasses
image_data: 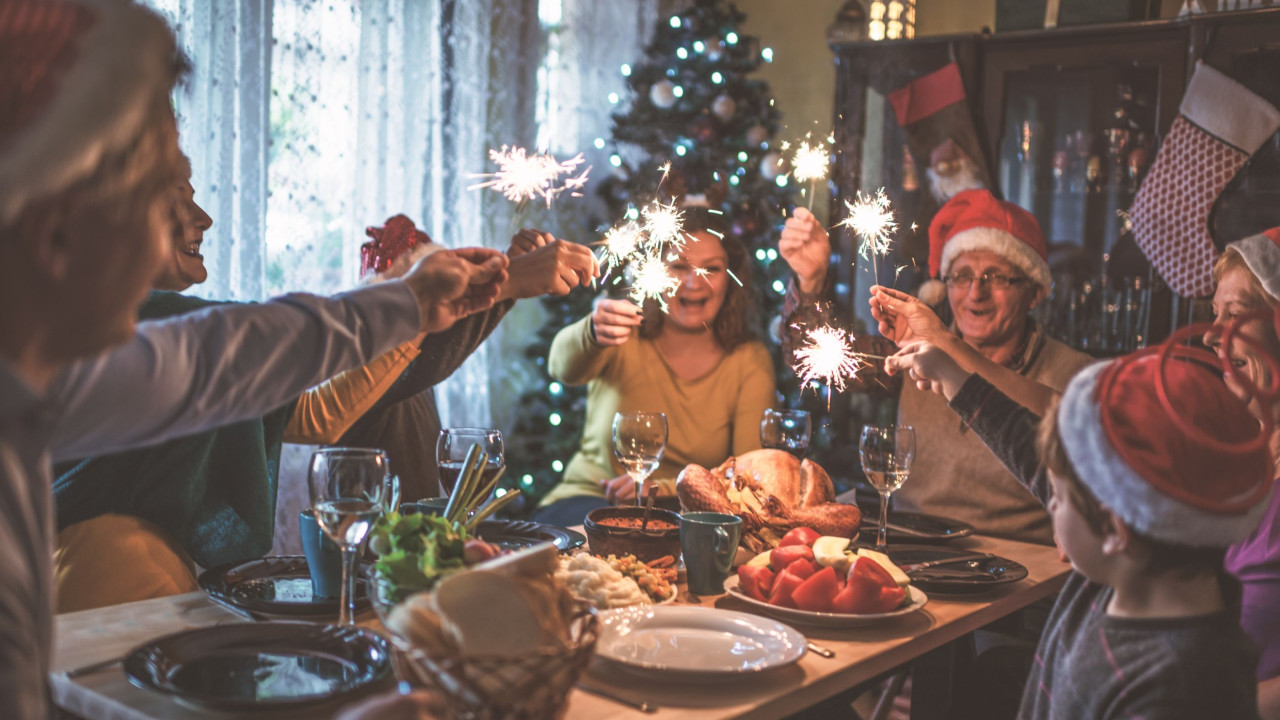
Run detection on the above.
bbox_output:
[943,270,1028,290]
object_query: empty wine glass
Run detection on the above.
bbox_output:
[859,425,915,552]
[760,409,811,459]
[308,447,389,625]
[612,412,668,506]
[436,428,504,500]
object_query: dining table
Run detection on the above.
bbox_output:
[51,529,1070,720]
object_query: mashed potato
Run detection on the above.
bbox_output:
[555,553,650,609]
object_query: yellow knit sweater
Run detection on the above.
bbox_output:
[540,315,776,506]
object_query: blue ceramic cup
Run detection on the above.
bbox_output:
[680,512,743,596]
[299,508,343,599]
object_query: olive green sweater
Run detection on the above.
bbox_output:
[540,315,776,506]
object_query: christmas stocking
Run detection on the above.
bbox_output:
[1129,62,1280,297]
[889,62,993,204]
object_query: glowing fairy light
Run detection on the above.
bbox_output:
[793,325,862,394]
[642,199,685,252]
[630,256,680,311]
[467,146,590,208]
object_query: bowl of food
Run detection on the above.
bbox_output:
[583,506,681,563]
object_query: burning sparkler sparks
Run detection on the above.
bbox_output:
[599,222,643,275]
[642,199,685,252]
[629,256,680,311]
[791,133,832,211]
[467,146,590,208]
[840,188,898,288]
[793,325,863,395]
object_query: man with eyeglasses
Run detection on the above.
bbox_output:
[780,189,1090,545]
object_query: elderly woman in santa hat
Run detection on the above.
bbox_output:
[781,189,1091,545]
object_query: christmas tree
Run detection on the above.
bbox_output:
[505,0,824,511]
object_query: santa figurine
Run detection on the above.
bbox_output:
[926,138,986,204]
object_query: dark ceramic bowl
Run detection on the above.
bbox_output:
[583,506,682,563]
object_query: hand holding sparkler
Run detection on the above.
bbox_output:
[869,285,949,347]
[499,235,600,301]
[779,207,831,296]
[591,297,644,346]
[884,340,971,401]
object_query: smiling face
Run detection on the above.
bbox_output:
[153,175,212,291]
[946,249,1044,356]
[663,232,730,334]
[1204,262,1280,416]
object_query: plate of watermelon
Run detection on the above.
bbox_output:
[724,527,927,627]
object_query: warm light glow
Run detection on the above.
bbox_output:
[630,256,680,311]
[599,222,643,272]
[793,325,863,393]
[467,146,590,207]
[792,135,830,184]
[868,1,915,40]
[841,188,897,262]
[642,199,685,252]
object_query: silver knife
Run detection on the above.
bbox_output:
[900,553,994,572]
[206,594,264,621]
[575,683,658,713]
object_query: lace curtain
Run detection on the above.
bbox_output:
[144,0,687,430]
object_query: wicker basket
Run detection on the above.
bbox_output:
[374,579,598,720]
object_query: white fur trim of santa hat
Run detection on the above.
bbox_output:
[1058,362,1272,548]
[1227,229,1280,300]
[0,0,177,225]
[938,226,1053,294]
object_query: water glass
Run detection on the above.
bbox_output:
[308,447,389,624]
[612,412,668,506]
[436,428,504,500]
[760,409,811,459]
[859,425,915,552]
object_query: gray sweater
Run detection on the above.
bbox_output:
[950,375,1260,720]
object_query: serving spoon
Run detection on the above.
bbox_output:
[640,484,659,532]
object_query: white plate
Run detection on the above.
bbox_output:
[595,606,806,677]
[723,577,928,627]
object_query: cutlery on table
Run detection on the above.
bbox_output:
[899,553,994,572]
[575,683,658,713]
[63,656,123,679]
[207,594,266,621]
[806,641,836,658]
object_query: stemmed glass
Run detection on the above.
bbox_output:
[859,425,916,552]
[760,409,811,459]
[612,412,668,506]
[308,447,389,625]
[437,428,504,500]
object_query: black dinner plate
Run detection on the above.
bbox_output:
[876,544,1028,594]
[857,511,976,543]
[198,556,370,617]
[124,621,391,711]
[473,519,586,551]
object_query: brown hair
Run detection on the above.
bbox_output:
[638,208,756,351]
[1214,248,1279,309]
[1037,395,1226,578]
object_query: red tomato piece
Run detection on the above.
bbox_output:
[875,585,908,613]
[858,556,898,589]
[769,544,815,572]
[831,576,879,613]
[791,566,839,612]
[768,569,806,608]
[784,557,816,580]
[778,527,822,547]
[737,566,775,602]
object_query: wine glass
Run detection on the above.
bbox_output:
[612,412,668,506]
[859,425,915,552]
[308,447,389,625]
[760,409,811,459]
[437,428,504,500]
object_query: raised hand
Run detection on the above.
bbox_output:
[602,474,637,504]
[501,235,599,300]
[590,297,644,346]
[779,207,831,295]
[884,341,970,401]
[402,247,509,333]
[869,285,948,347]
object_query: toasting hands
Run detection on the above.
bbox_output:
[501,230,599,300]
[403,247,509,333]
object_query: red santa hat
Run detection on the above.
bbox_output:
[918,189,1051,304]
[360,214,440,280]
[1226,226,1280,300]
[1058,332,1275,548]
[0,0,178,225]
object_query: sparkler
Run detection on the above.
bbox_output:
[791,133,831,211]
[597,221,643,282]
[793,324,864,409]
[642,199,685,253]
[629,255,680,311]
[467,146,590,208]
[840,188,898,289]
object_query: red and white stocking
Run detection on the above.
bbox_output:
[1129,62,1280,297]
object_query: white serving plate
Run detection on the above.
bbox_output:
[724,576,928,627]
[594,605,806,678]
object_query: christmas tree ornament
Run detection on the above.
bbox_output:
[649,80,678,109]
[706,40,725,61]
[712,94,737,121]
[746,124,769,147]
[760,151,787,180]
[1129,62,1280,297]
[688,115,718,143]
[888,63,992,204]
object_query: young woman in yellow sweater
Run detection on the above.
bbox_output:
[535,207,777,527]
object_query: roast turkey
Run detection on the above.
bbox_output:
[676,449,861,553]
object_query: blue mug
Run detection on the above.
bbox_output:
[680,512,743,596]
[299,508,343,599]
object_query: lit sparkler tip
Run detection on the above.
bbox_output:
[791,134,830,184]
[792,325,864,393]
[780,140,791,151]
[840,188,898,260]
[629,255,680,311]
[726,268,743,287]
[599,222,644,270]
[468,145,591,208]
[642,199,685,252]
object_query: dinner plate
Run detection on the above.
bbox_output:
[724,577,928,627]
[198,556,370,617]
[595,606,806,677]
[123,622,390,711]
[474,519,586,552]
[884,545,1028,594]
[856,511,976,543]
